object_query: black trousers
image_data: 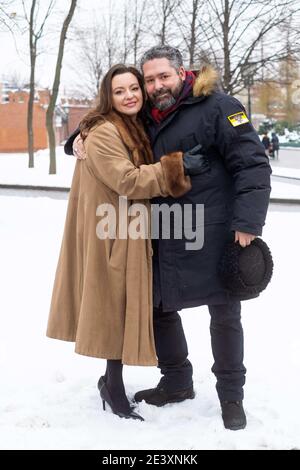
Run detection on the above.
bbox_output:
[153,300,246,402]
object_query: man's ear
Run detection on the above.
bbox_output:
[179,66,186,81]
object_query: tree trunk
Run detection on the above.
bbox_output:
[161,17,166,44]
[27,0,37,168]
[27,55,35,168]
[222,0,231,94]
[189,0,197,67]
[46,109,56,174]
[46,0,77,174]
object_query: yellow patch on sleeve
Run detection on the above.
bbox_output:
[227,112,249,127]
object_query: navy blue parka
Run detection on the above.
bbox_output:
[147,66,271,311]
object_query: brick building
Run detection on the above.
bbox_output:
[0,84,92,152]
[61,97,93,138]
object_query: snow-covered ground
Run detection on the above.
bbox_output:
[270,181,300,199]
[0,149,300,450]
[1,148,300,201]
[271,166,300,179]
[0,148,74,188]
[0,186,300,450]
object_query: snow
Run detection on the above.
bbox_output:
[0,187,300,450]
[1,149,300,202]
[270,181,300,199]
[271,166,300,180]
[259,131,300,145]
[0,148,74,188]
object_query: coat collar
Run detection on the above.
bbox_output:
[192,64,219,97]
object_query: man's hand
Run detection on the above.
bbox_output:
[235,231,256,247]
[182,144,210,176]
[73,134,86,160]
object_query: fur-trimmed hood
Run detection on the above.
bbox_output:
[192,64,219,97]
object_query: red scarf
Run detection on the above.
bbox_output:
[151,71,195,124]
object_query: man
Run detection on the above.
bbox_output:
[65,46,271,430]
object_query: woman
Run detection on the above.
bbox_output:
[46,64,192,421]
[262,133,270,158]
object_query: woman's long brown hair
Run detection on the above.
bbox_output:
[80,64,147,140]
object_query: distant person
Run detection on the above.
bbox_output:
[271,132,280,160]
[262,133,270,158]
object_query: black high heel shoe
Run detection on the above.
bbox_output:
[98,376,136,409]
[97,376,144,421]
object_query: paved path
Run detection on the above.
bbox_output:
[270,147,300,170]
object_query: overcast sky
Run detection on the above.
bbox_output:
[0,0,119,89]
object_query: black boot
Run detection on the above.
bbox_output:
[221,401,246,430]
[134,382,195,407]
[99,360,144,422]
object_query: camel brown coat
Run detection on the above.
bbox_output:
[46,119,191,365]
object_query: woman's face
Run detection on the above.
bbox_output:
[111,72,143,117]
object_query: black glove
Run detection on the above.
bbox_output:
[182,144,210,176]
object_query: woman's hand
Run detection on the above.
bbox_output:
[73,134,86,160]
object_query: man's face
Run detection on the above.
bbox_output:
[142,58,186,110]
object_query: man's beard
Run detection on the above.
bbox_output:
[150,79,184,111]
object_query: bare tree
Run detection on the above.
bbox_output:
[71,2,133,99]
[121,1,130,63]
[201,0,300,95]
[148,0,181,45]
[22,0,56,168]
[102,0,119,69]
[46,0,77,175]
[278,14,300,126]
[1,70,28,89]
[116,0,148,66]
[130,0,148,66]
[0,0,17,31]
[71,3,121,99]
[173,0,205,67]
[184,0,202,67]
[74,23,104,98]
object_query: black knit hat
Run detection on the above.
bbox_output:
[219,238,274,300]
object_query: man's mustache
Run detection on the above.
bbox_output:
[152,88,172,99]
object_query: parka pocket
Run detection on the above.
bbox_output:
[180,134,199,152]
[170,203,229,252]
